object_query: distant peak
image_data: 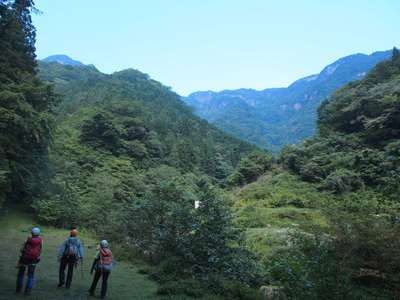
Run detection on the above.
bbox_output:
[41,55,85,66]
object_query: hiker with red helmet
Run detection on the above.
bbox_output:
[16,227,43,295]
[57,229,84,289]
[88,240,114,298]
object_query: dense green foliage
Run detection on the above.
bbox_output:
[33,64,265,296]
[37,60,101,85]
[1,3,264,297]
[122,183,260,283]
[2,1,400,298]
[317,48,400,147]
[261,48,400,298]
[278,48,400,196]
[0,0,61,205]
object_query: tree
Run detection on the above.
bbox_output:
[122,182,259,283]
[0,0,61,204]
[226,149,274,186]
[0,0,38,82]
[79,107,124,154]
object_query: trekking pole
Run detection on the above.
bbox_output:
[80,258,84,280]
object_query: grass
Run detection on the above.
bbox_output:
[233,205,328,229]
[0,203,163,300]
[243,227,291,256]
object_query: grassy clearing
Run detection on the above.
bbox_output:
[0,204,162,300]
[235,206,328,227]
[243,227,291,257]
[232,205,329,259]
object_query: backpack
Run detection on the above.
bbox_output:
[98,248,113,272]
[63,237,79,259]
[24,237,42,261]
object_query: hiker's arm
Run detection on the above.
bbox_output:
[78,241,84,259]
[19,240,27,253]
[37,240,43,262]
[90,258,99,275]
[57,239,67,260]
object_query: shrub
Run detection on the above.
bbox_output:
[265,200,400,299]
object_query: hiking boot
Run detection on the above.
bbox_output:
[65,285,70,289]
[88,290,94,296]
[58,282,64,287]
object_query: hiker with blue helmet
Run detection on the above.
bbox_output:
[57,229,84,289]
[16,227,42,295]
[88,240,114,299]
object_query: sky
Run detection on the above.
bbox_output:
[31,0,400,97]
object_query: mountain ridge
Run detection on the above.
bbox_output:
[41,54,98,70]
[41,54,85,66]
[39,50,393,154]
[182,50,392,153]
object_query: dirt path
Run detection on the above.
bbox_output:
[0,204,162,300]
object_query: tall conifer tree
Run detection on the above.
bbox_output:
[0,0,61,204]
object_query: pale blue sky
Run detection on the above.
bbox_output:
[32,0,399,96]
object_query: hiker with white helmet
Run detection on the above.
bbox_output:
[16,227,43,295]
[57,229,84,289]
[88,239,114,298]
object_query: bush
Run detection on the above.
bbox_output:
[156,276,266,300]
[265,201,400,299]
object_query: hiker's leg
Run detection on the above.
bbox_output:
[59,259,67,286]
[89,270,101,295]
[16,265,26,293]
[65,261,75,288]
[24,264,36,295]
[100,271,110,298]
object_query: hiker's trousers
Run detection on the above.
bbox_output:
[59,259,75,287]
[89,270,110,298]
[18,264,36,279]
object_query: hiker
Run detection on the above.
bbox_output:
[57,229,84,289]
[16,227,43,295]
[88,240,114,298]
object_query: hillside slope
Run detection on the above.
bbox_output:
[183,50,392,153]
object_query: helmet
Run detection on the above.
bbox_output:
[70,229,78,237]
[100,240,108,248]
[31,228,41,236]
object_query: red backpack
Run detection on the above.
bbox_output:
[24,237,42,260]
[99,248,113,272]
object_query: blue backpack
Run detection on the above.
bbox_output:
[63,238,79,258]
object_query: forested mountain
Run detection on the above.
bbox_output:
[1,2,270,298]
[2,1,399,298]
[183,50,392,153]
[32,61,274,298]
[235,48,400,298]
[32,61,264,225]
[278,48,400,195]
